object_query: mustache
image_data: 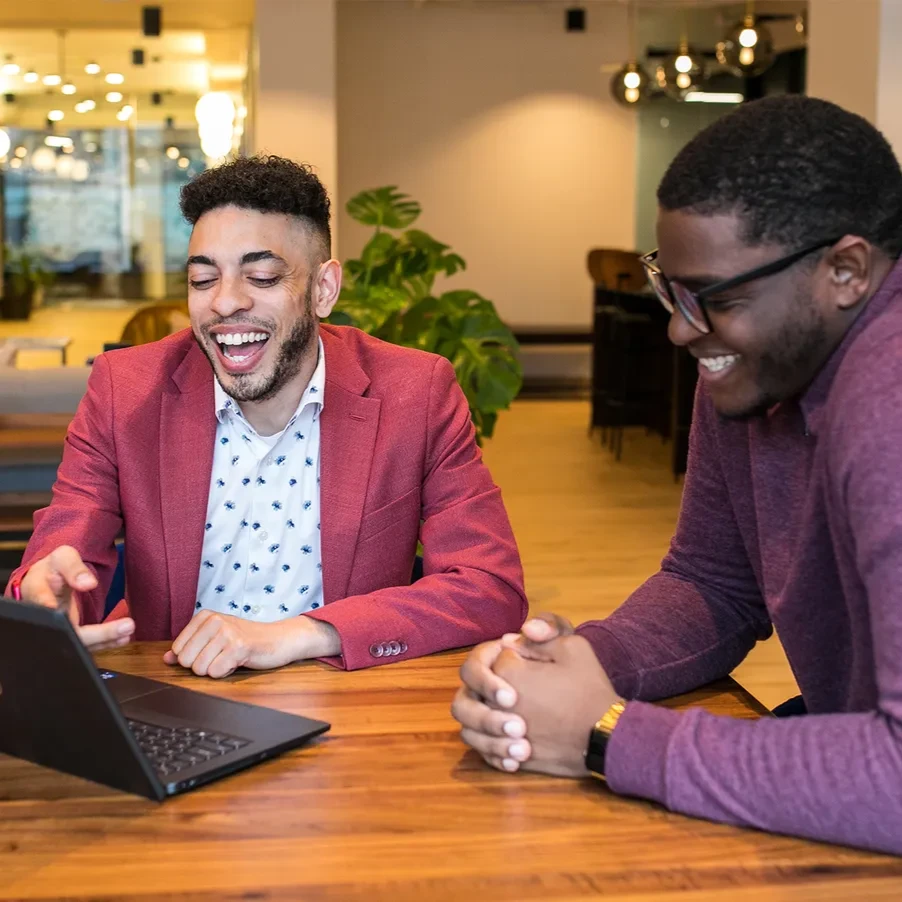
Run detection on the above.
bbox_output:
[201,316,277,335]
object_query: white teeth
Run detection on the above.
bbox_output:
[216,332,268,347]
[699,354,740,373]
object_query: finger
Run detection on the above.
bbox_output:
[481,754,520,773]
[77,619,135,651]
[460,727,532,764]
[174,617,224,670]
[459,641,518,708]
[48,546,97,594]
[206,649,238,680]
[451,688,526,738]
[169,610,212,658]
[190,632,229,677]
[521,613,574,643]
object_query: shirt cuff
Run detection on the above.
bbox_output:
[604,700,682,806]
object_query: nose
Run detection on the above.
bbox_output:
[209,274,253,319]
[667,305,703,347]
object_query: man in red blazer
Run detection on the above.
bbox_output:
[9,156,526,675]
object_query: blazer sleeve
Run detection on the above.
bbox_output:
[7,354,123,624]
[306,355,528,669]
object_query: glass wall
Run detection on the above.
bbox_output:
[0,26,247,305]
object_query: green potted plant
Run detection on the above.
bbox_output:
[3,245,55,320]
[330,187,522,443]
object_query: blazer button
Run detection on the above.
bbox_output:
[369,643,384,657]
[388,640,401,655]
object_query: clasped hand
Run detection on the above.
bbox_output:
[451,614,622,778]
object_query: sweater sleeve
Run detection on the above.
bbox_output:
[598,358,902,856]
[577,386,772,700]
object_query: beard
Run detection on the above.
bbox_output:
[197,279,317,404]
[719,287,831,422]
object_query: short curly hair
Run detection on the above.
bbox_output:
[658,96,902,257]
[180,155,331,258]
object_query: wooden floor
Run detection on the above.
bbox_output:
[481,399,798,711]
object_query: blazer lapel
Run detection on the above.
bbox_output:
[319,327,381,603]
[159,343,216,636]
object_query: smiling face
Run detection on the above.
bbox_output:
[187,205,338,405]
[658,210,875,419]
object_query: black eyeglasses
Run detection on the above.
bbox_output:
[640,237,841,334]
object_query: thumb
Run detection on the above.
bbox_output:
[521,612,575,642]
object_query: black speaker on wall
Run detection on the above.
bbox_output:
[142,6,162,37]
[566,8,586,32]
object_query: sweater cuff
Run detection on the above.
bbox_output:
[604,700,682,806]
[576,621,641,698]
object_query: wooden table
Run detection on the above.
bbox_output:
[1,644,900,901]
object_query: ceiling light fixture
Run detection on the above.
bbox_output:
[610,0,649,107]
[85,61,101,75]
[105,91,123,103]
[1,56,20,76]
[23,70,39,84]
[717,1,775,77]
[105,72,124,85]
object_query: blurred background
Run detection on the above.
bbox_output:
[1,0,898,707]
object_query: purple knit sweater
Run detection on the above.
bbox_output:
[578,258,902,854]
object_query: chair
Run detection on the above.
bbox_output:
[119,301,190,347]
[587,248,647,294]
[588,250,670,457]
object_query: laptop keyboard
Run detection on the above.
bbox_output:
[126,718,251,778]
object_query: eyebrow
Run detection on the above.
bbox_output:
[186,250,287,267]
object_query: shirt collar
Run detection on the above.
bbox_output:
[214,336,326,428]
[798,255,902,436]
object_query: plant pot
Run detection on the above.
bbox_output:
[1,287,35,320]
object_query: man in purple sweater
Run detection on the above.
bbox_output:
[452,96,902,854]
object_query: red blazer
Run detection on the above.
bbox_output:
[12,325,527,669]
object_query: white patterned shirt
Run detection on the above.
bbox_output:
[195,339,325,622]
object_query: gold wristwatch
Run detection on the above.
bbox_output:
[585,699,626,779]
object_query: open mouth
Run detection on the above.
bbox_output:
[697,354,742,381]
[212,331,271,374]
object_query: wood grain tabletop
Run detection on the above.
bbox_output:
[1,642,900,901]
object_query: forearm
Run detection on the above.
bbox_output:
[282,614,342,660]
[578,568,771,701]
[605,702,902,854]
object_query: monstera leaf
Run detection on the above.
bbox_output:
[346,187,421,230]
[331,187,522,443]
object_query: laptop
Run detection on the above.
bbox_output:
[0,596,330,800]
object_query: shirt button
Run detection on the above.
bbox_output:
[252,605,260,615]
[399,642,408,654]
[388,640,401,655]
[263,457,273,466]
[260,530,268,541]
[369,643,384,658]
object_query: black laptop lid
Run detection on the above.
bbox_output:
[0,597,163,799]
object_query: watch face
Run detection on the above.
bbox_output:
[586,727,610,777]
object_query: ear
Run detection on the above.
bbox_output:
[821,237,873,311]
[312,259,342,319]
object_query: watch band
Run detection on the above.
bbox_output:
[585,700,626,779]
